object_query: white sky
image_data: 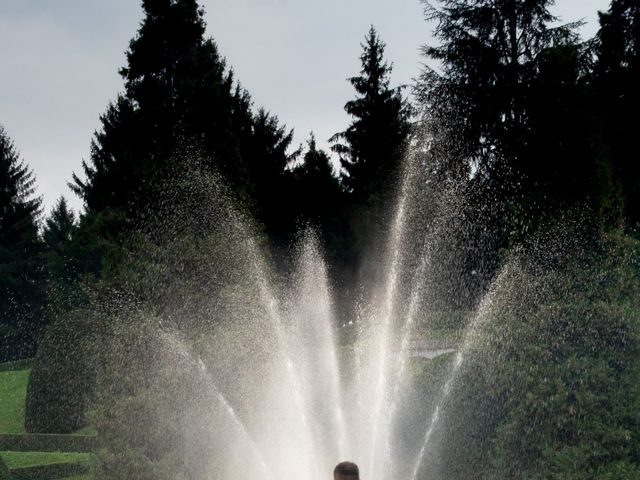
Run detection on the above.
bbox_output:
[0,0,610,215]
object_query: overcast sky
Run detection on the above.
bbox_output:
[0,0,610,215]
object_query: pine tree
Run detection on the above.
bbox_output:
[39,197,81,326]
[416,0,576,185]
[292,134,343,235]
[241,108,297,249]
[72,0,233,215]
[595,0,640,228]
[296,134,340,208]
[295,134,349,271]
[42,198,76,290]
[71,0,298,259]
[331,26,412,205]
[329,27,412,299]
[0,125,44,360]
[416,0,619,234]
[43,197,75,251]
[414,0,625,303]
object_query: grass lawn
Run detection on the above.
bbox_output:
[0,361,95,479]
[0,369,29,433]
[0,451,91,469]
[73,426,97,436]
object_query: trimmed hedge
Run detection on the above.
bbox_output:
[25,310,96,433]
[0,456,11,480]
[10,462,89,480]
[0,435,98,453]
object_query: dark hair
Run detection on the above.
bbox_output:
[334,461,359,478]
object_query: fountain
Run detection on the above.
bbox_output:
[89,145,533,480]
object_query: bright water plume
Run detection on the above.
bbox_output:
[91,146,521,480]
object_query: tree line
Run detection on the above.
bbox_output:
[1,0,639,363]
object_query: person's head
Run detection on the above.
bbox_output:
[334,461,359,480]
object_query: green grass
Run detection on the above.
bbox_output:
[415,327,464,342]
[73,426,96,436]
[0,359,33,372]
[0,369,29,433]
[0,362,95,479]
[0,451,91,469]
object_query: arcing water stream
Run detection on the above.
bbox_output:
[96,138,513,480]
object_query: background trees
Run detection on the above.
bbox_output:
[1,3,639,478]
[41,198,80,319]
[594,0,640,229]
[331,27,413,206]
[417,0,620,239]
[331,27,413,290]
[291,134,344,247]
[71,0,298,257]
[477,233,640,480]
[416,0,563,178]
[0,126,44,361]
[2,0,635,359]
[72,0,234,216]
[408,3,640,477]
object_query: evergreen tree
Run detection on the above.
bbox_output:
[292,134,345,258]
[331,26,412,205]
[594,0,640,228]
[294,133,341,223]
[523,38,620,225]
[43,197,75,251]
[416,0,618,236]
[0,125,44,360]
[241,108,297,249]
[328,27,412,303]
[72,0,235,216]
[71,0,297,260]
[417,0,570,176]
[41,197,79,316]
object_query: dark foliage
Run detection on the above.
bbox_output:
[482,234,640,479]
[0,456,10,480]
[239,109,298,251]
[0,125,44,361]
[415,232,640,479]
[594,0,640,228]
[71,0,297,256]
[417,0,567,174]
[25,309,97,433]
[330,27,413,295]
[41,198,80,316]
[331,26,412,205]
[291,134,347,264]
[416,0,619,238]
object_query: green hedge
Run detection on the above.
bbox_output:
[0,435,98,453]
[0,456,11,480]
[25,310,96,433]
[10,462,89,480]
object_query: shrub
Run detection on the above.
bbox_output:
[24,309,98,433]
[0,433,99,452]
[481,233,640,479]
[0,456,10,480]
